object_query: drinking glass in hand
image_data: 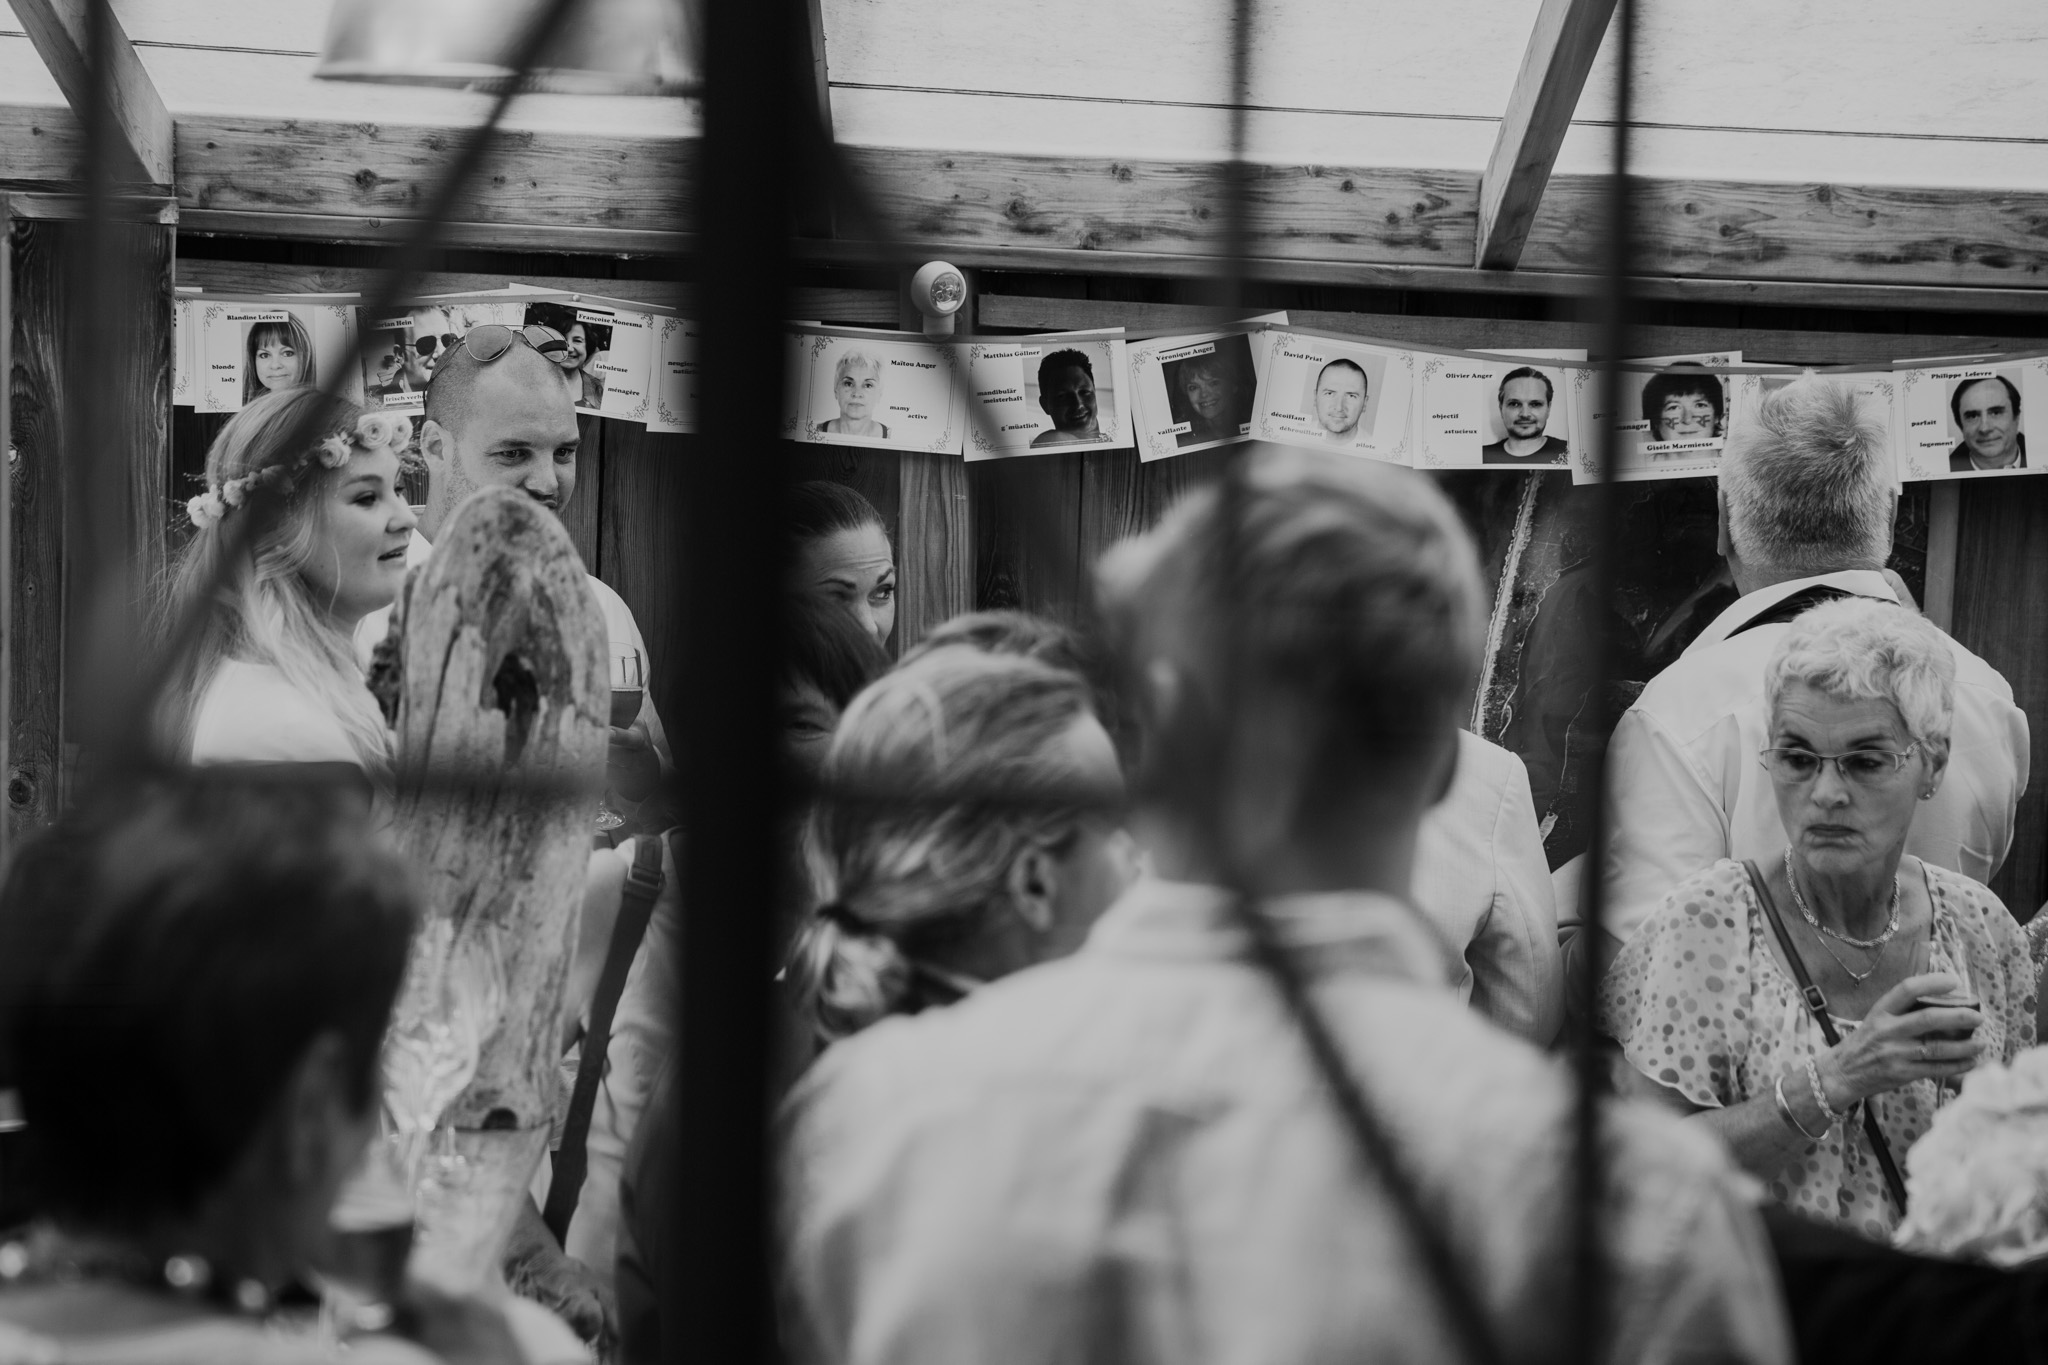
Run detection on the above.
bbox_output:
[315,1137,415,1340]
[595,643,645,832]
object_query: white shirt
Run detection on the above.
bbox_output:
[190,660,360,768]
[781,877,1793,1365]
[1601,570,2028,945]
[356,529,649,686]
[356,529,668,771]
[1414,730,1563,1045]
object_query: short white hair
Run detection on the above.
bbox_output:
[1765,597,1955,748]
[834,349,883,383]
[1720,377,1893,573]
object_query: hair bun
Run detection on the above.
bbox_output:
[800,903,911,1043]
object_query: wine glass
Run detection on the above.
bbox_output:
[595,643,645,832]
[313,1132,415,1341]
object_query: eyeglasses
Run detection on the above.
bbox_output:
[1757,743,1921,786]
[414,325,566,363]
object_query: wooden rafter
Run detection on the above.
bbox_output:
[1473,0,1617,270]
[6,0,173,186]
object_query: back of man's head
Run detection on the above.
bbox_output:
[1096,445,1483,842]
[1720,376,1893,574]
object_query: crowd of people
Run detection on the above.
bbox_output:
[4,348,2048,1363]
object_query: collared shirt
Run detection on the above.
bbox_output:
[1601,570,2027,945]
[781,878,1792,1365]
[1415,730,1563,1044]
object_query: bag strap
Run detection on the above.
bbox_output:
[544,832,666,1245]
[1742,859,1909,1213]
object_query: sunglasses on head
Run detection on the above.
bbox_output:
[428,323,569,364]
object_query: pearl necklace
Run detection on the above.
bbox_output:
[1785,848,1901,984]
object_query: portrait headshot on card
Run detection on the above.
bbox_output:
[1029,348,1112,448]
[1163,336,1256,448]
[361,325,418,402]
[240,312,316,406]
[1639,364,1727,449]
[1480,366,1569,465]
[1947,372,2026,472]
[524,301,612,410]
[819,346,892,438]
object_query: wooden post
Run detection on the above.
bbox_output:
[0,196,172,838]
[895,269,973,645]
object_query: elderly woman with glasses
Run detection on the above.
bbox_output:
[1602,596,2036,1240]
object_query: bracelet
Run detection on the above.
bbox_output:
[1804,1056,1846,1128]
[1775,1073,1830,1142]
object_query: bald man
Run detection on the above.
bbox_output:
[355,332,671,794]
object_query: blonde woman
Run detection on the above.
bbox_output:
[161,388,417,780]
[789,646,1133,1045]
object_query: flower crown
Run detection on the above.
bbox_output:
[186,411,410,531]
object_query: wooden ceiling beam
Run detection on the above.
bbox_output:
[1473,0,1617,270]
[6,0,173,186]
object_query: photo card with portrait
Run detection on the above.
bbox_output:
[173,294,196,408]
[197,300,358,414]
[1895,357,2048,482]
[645,312,698,434]
[964,330,1133,460]
[1418,352,1575,469]
[1251,329,1418,464]
[521,295,657,423]
[1126,315,1287,462]
[357,292,538,413]
[1567,351,1742,485]
[782,324,968,455]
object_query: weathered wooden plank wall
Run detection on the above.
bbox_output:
[6,210,172,840]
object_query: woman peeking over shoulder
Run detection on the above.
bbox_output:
[159,388,418,784]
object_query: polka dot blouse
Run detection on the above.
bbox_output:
[1600,858,2037,1240]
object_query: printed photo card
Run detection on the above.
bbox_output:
[645,313,698,434]
[1567,351,1744,484]
[358,293,536,413]
[783,325,967,455]
[1417,348,1583,469]
[196,299,359,414]
[1252,328,1417,464]
[1127,314,1287,462]
[1894,356,2048,482]
[520,295,657,423]
[964,330,1133,460]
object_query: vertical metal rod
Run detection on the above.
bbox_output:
[67,0,127,791]
[673,0,792,1356]
[1574,0,1635,1358]
[0,195,12,869]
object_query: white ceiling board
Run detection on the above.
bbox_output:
[0,34,697,139]
[822,0,1534,119]
[0,30,65,103]
[1553,121,2048,193]
[832,87,1493,167]
[105,0,326,54]
[1578,0,2048,142]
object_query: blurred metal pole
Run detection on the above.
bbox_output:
[671,0,791,1355]
[65,0,133,793]
[1574,0,1635,1358]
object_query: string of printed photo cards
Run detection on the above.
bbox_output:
[173,292,2048,485]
